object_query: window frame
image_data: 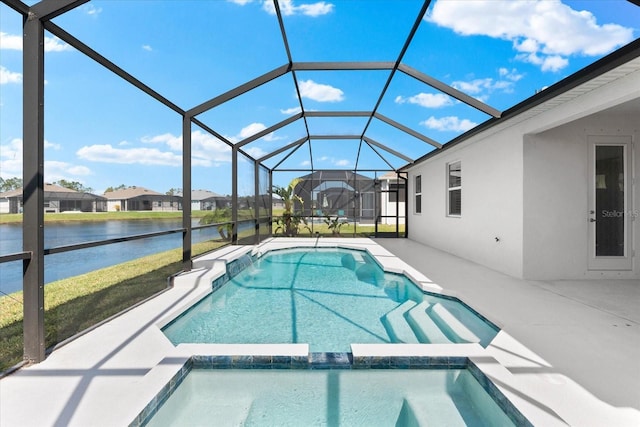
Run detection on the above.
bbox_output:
[414,174,422,214]
[447,161,461,217]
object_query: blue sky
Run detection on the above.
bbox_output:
[1,0,639,196]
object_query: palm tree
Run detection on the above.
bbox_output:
[273,178,305,236]
[199,207,233,241]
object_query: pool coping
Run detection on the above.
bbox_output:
[129,354,533,427]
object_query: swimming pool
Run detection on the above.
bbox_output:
[162,248,499,352]
[135,356,530,427]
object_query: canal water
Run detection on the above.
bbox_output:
[0,219,239,296]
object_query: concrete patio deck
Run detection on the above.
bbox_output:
[374,238,640,411]
[0,237,638,426]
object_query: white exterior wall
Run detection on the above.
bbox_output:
[0,199,10,214]
[407,128,525,278]
[523,114,639,279]
[107,200,123,212]
[407,64,639,280]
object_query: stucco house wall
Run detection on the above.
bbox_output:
[406,59,639,280]
[523,113,639,279]
[407,125,525,278]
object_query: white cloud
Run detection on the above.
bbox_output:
[301,160,311,166]
[1,32,72,52]
[83,4,102,16]
[142,133,182,151]
[244,146,267,159]
[1,138,90,180]
[228,0,254,5]
[451,78,494,94]
[262,0,334,16]
[299,79,344,102]
[420,116,477,132]
[43,36,73,53]
[141,131,232,165]
[223,122,282,143]
[281,106,302,115]
[498,67,524,82]
[0,32,21,50]
[297,2,334,17]
[314,156,351,167]
[77,144,184,166]
[0,66,22,84]
[142,45,153,52]
[0,138,22,176]
[395,93,453,108]
[451,68,522,98]
[427,0,634,72]
[45,161,92,183]
[44,140,61,150]
[516,52,569,72]
[238,122,267,139]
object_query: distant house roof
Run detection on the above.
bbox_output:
[103,186,165,200]
[178,189,225,201]
[296,170,373,183]
[378,171,402,180]
[1,184,106,200]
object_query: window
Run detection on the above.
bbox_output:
[448,161,461,216]
[414,175,422,214]
[389,183,406,203]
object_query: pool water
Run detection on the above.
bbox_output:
[145,368,517,427]
[162,248,498,352]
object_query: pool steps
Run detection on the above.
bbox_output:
[397,394,469,427]
[430,303,481,344]
[381,301,481,345]
[381,300,420,343]
[406,301,451,344]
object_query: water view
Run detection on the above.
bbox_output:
[0,219,229,296]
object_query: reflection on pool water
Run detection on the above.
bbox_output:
[162,248,498,352]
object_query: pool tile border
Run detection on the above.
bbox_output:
[130,354,532,427]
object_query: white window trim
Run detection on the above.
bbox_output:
[447,161,461,217]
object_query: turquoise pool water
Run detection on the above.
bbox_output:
[144,368,517,427]
[162,248,498,352]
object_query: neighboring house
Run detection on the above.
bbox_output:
[404,55,640,281]
[104,187,181,212]
[272,194,284,211]
[0,184,107,214]
[377,171,406,225]
[293,170,376,222]
[178,190,229,211]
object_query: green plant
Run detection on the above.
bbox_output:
[324,215,349,236]
[272,178,306,237]
[199,208,233,241]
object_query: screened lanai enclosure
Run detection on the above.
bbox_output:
[1,0,639,367]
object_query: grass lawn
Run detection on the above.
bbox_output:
[0,210,404,371]
[0,239,225,372]
[272,221,405,237]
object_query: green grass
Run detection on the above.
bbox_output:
[271,220,405,237]
[0,239,226,372]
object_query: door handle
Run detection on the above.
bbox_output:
[589,218,596,222]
